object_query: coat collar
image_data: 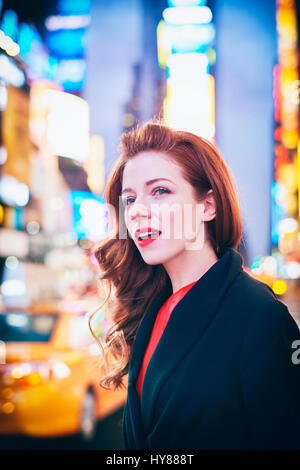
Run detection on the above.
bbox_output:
[126,246,244,444]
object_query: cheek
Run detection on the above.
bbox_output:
[159,203,204,241]
[159,206,184,240]
[123,206,134,228]
[122,209,134,239]
[123,209,129,227]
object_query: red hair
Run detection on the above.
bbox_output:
[90,120,243,390]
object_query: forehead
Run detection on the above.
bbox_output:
[122,151,182,184]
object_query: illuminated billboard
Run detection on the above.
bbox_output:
[44,89,90,162]
[69,191,108,241]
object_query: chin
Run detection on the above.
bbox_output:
[140,248,182,266]
[142,258,162,266]
[139,253,164,265]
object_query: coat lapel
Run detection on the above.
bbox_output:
[125,247,244,447]
[124,287,172,448]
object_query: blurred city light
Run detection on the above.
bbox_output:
[254,256,262,268]
[51,361,71,379]
[44,90,90,163]
[262,256,278,277]
[1,279,27,297]
[286,261,300,279]
[2,402,15,414]
[5,256,19,270]
[49,197,64,212]
[0,176,30,207]
[298,141,300,218]
[278,217,298,235]
[165,62,215,138]
[26,221,40,235]
[168,0,206,6]
[55,58,86,91]
[84,135,105,195]
[57,0,92,15]
[171,24,215,52]
[6,314,29,328]
[167,51,209,78]
[158,0,215,142]
[0,29,20,56]
[0,81,8,110]
[1,9,18,40]
[0,229,29,258]
[159,22,215,55]
[46,29,86,58]
[163,6,212,25]
[272,279,287,295]
[45,14,91,31]
[44,0,91,92]
[69,191,108,241]
[272,0,299,278]
[25,372,43,386]
[0,147,7,164]
[2,80,31,203]
[0,54,25,86]
[18,22,35,55]
[251,266,263,276]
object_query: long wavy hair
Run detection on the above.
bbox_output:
[89,120,243,390]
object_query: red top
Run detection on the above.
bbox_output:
[136,280,197,401]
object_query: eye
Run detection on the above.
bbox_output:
[122,197,135,207]
[152,187,171,197]
[122,187,171,207]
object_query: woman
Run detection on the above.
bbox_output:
[91,121,300,450]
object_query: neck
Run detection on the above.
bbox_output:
[163,241,219,294]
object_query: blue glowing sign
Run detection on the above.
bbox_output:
[168,0,206,6]
[18,23,35,56]
[20,29,52,79]
[69,191,108,241]
[46,28,87,58]
[45,55,59,81]
[57,0,91,15]
[45,0,91,91]
[60,79,84,92]
[271,181,285,246]
[56,58,86,91]
[1,9,18,41]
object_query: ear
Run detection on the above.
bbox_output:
[203,189,217,222]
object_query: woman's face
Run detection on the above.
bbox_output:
[121,151,212,265]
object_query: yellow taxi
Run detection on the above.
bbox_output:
[0,300,127,440]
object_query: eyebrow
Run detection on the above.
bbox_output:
[121,178,175,195]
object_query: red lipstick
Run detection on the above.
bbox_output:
[135,227,162,247]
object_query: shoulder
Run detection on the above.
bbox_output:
[233,272,300,355]
[228,268,288,316]
[224,268,299,337]
[230,268,278,304]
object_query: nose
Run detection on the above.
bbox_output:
[128,200,151,221]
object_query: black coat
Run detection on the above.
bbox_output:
[122,247,300,450]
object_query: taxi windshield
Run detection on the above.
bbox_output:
[0,312,58,342]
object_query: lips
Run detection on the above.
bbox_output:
[135,227,162,240]
[134,227,162,247]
